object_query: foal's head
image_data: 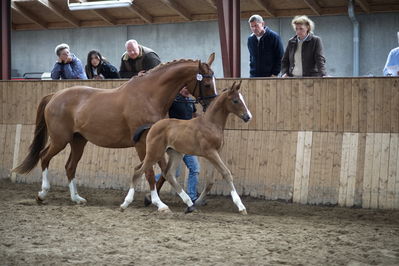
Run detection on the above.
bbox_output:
[223,81,252,122]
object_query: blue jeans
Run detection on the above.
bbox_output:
[155,154,200,201]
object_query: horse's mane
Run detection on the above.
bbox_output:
[122,58,200,85]
[145,59,199,75]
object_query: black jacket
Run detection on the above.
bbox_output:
[281,33,326,77]
[169,94,196,120]
[85,61,119,79]
[247,27,284,77]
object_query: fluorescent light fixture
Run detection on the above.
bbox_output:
[68,0,133,11]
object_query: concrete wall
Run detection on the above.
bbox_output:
[11,12,399,78]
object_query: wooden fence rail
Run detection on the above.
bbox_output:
[1,78,398,209]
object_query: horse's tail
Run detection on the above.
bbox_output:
[13,94,54,174]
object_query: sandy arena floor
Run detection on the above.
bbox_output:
[0,178,398,265]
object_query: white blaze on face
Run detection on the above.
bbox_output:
[212,76,217,96]
[239,93,252,120]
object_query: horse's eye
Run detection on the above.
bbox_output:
[232,99,239,104]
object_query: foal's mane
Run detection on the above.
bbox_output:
[203,89,229,113]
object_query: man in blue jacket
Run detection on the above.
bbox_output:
[247,14,284,77]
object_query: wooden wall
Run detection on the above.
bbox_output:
[1,78,398,209]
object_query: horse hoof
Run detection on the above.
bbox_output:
[158,207,171,213]
[76,199,87,205]
[194,199,207,207]
[185,205,196,214]
[35,195,44,204]
[120,207,125,212]
[239,209,247,215]
[144,195,152,207]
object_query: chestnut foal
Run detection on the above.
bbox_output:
[121,81,252,214]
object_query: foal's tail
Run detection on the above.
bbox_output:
[13,94,54,174]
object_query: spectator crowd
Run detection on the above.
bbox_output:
[50,14,399,80]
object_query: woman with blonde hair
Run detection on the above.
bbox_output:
[281,15,326,77]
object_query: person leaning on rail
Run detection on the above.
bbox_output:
[281,15,327,77]
[383,32,399,76]
[119,39,161,78]
[85,50,120,79]
[51,43,87,80]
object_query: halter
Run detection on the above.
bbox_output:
[191,72,218,111]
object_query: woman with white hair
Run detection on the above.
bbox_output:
[281,15,326,77]
[51,43,87,80]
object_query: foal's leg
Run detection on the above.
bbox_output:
[65,134,87,204]
[144,155,168,207]
[120,162,147,210]
[165,149,195,213]
[206,151,247,214]
[129,144,169,212]
[195,174,216,207]
[156,155,168,193]
[37,140,67,201]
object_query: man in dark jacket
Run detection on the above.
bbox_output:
[247,14,284,77]
[119,39,161,78]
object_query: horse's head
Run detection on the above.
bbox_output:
[224,81,252,123]
[188,53,218,111]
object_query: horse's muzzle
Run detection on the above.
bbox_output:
[242,113,252,123]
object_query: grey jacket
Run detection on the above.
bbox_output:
[281,33,326,77]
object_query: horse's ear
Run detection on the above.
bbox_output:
[198,60,202,70]
[230,81,241,92]
[235,80,242,91]
[229,81,237,93]
[207,53,215,66]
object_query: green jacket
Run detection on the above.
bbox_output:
[119,45,161,78]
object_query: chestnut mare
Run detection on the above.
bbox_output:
[14,54,217,208]
[120,81,252,214]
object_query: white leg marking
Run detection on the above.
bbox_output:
[151,190,169,211]
[178,191,194,207]
[120,188,135,209]
[231,190,246,212]
[239,93,252,120]
[38,169,50,200]
[69,179,87,204]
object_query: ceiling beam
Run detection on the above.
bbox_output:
[355,0,371,13]
[205,0,217,10]
[253,0,276,17]
[91,10,116,25]
[127,3,153,24]
[11,2,47,29]
[303,0,322,16]
[159,0,191,21]
[37,0,80,27]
